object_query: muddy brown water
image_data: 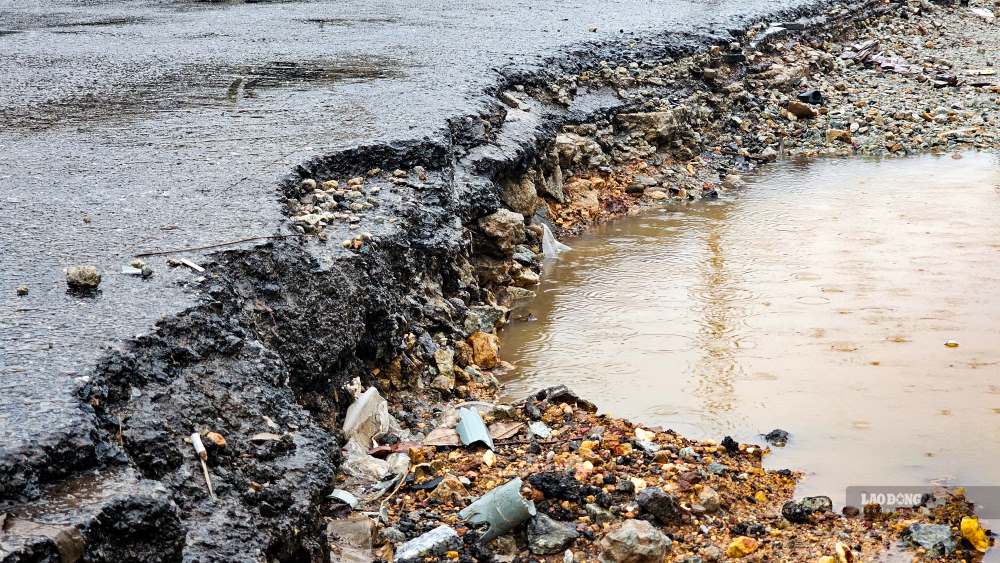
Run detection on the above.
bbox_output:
[501,153,1000,516]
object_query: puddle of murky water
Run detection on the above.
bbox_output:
[501,153,1000,513]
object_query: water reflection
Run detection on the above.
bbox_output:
[690,207,743,429]
[500,152,1000,499]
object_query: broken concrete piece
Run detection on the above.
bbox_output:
[527,513,579,555]
[394,525,461,562]
[478,209,526,252]
[65,265,101,291]
[598,519,671,563]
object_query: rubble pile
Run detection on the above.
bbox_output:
[483,0,1000,235]
[286,166,431,243]
[313,3,1000,560]
[326,386,990,561]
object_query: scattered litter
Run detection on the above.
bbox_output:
[944,340,959,348]
[178,258,205,273]
[250,432,283,443]
[369,441,420,458]
[455,407,495,450]
[191,432,215,499]
[15,286,28,296]
[541,223,571,257]
[459,477,536,542]
[422,427,461,447]
[343,387,394,448]
[489,421,524,441]
[840,39,879,62]
[342,439,390,481]
[408,475,444,491]
[385,452,410,478]
[122,264,153,278]
[328,489,360,509]
[135,234,308,258]
[327,513,375,563]
[960,516,989,552]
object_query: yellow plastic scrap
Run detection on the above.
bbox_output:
[725,536,759,558]
[961,516,990,552]
[816,557,836,563]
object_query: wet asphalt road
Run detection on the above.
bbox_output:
[0,0,817,490]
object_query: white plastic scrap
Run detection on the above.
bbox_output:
[327,489,360,508]
[342,387,392,448]
[541,223,571,258]
[179,258,205,273]
[341,439,390,481]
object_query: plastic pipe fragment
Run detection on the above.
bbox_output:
[455,407,494,450]
[459,477,536,542]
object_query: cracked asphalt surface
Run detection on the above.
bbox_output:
[0,0,819,498]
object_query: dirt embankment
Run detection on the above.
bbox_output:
[2,0,997,561]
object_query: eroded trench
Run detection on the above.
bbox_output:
[2,0,986,560]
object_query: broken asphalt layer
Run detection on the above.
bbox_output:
[0,0,876,559]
